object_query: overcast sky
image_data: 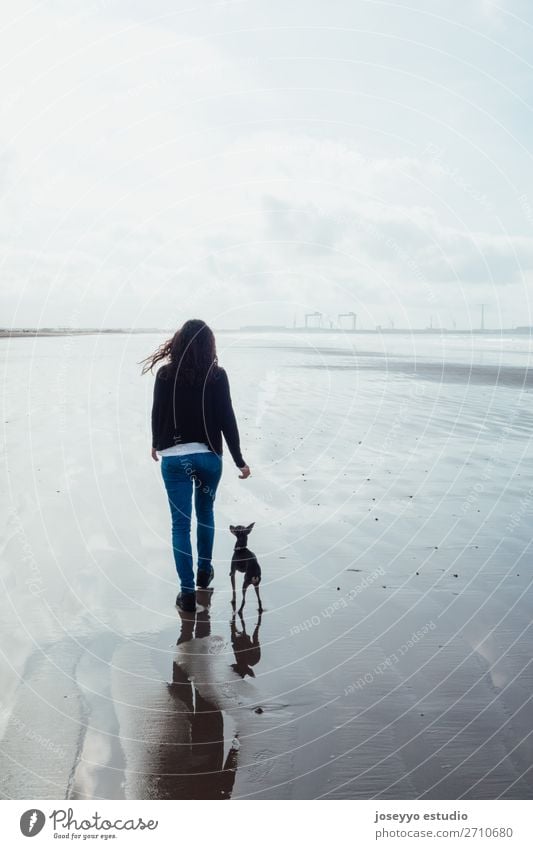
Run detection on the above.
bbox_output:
[1,0,533,330]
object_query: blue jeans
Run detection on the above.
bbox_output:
[161,451,223,593]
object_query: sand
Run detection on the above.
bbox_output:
[0,330,532,799]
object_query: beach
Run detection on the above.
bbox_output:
[0,329,532,800]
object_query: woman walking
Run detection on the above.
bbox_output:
[141,319,250,612]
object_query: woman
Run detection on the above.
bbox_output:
[141,319,250,612]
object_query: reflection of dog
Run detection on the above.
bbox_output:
[230,612,262,678]
[229,523,263,613]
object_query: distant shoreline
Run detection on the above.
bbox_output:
[0,329,163,338]
[1,326,532,338]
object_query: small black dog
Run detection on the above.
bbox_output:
[229,523,263,613]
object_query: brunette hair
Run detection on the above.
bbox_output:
[139,319,219,386]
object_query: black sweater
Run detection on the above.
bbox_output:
[151,364,246,468]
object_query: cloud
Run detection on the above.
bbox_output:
[0,0,532,329]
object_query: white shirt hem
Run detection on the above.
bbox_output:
[158,441,212,457]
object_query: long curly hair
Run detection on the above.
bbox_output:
[140,319,219,386]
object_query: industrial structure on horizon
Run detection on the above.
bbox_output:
[238,303,531,334]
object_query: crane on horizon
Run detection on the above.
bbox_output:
[304,311,323,329]
[338,311,357,330]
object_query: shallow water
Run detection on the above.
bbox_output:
[0,331,532,799]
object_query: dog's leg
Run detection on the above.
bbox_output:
[238,582,249,614]
[230,568,236,609]
[254,584,263,613]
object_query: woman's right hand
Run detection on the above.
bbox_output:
[238,464,251,479]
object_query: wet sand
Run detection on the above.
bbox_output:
[1,331,532,799]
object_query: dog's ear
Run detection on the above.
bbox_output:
[229,525,236,534]
[246,522,255,532]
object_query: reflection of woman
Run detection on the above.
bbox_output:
[156,599,239,800]
[141,319,250,612]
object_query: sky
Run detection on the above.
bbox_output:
[1,0,533,330]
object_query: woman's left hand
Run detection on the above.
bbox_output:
[151,447,159,462]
